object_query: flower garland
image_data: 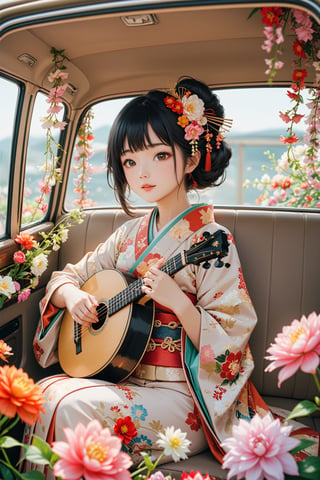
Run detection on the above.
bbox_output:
[72,109,97,208]
[0,209,84,309]
[245,7,320,208]
[24,47,69,223]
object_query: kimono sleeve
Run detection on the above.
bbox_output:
[184,229,259,443]
[33,227,124,368]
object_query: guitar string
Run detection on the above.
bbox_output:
[72,255,183,341]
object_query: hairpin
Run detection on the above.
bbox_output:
[164,87,232,171]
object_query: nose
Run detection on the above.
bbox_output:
[138,162,150,179]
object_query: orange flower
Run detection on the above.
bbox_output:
[0,365,45,424]
[0,340,13,362]
[15,233,36,250]
[177,114,189,128]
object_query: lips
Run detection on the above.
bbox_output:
[142,184,155,191]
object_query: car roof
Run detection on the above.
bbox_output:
[1,0,320,109]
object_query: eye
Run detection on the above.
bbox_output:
[122,158,136,168]
[155,152,170,161]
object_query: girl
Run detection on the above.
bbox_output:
[28,77,268,471]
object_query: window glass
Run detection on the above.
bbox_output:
[65,87,312,210]
[22,92,65,226]
[0,77,19,236]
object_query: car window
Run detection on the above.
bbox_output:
[65,86,313,210]
[0,76,19,237]
[22,92,66,226]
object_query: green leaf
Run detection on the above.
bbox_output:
[31,435,54,461]
[21,445,51,466]
[21,472,46,479]
[286,400,318,420]
[0,435,23,449]
[290,438,315,454]
[0,463,15,480]
[298,455,320,479]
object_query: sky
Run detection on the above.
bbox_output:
[0,83,309,140]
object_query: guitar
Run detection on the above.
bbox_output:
[58,229,229,382]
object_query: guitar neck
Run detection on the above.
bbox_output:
[108,252,185,316]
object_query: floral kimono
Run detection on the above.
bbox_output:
[26,204,270,474]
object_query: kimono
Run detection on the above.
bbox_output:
[26,203,270,474]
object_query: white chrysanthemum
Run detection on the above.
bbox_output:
[182,94,205,123]
[30,253,48,277]
[0,275,16,298]
[156,426,191,462]
[60,228,69,243]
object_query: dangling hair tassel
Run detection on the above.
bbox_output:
[205,150,211,171]
[189,173,198,188]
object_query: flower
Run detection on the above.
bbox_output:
[181,472,212,480]
[221,413,300,480]
[0,340,13,362]
[30,253,49,277]
[246,8,320,209]
[156,426,191,462]
[164,90,232,156]
[52,419,132,480]
[0,209,85,309]
[113,416,137,444]
[0,364,45,425]
[0,275,16,299]
[265,311,320,387]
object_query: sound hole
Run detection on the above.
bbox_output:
[91,302,108,331]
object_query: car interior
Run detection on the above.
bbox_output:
[0,0,320,478]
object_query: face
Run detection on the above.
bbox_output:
[120,127,190,206]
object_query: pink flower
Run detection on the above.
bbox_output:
[52,419,132,480]
[265,312,320,386]
[13,251,26,264]
[18,289,31,303]
[200,345,215,364]
[184,121,204,141]
[221,414,299,480]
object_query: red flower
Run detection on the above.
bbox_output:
[164,96,176,109]
[293,39,307,59]
[260,7,283,26]
[220,351,242,380]
[281,179,291,189]
[15,233,35,250]
[280,134,299,144]
[113,416,137,444]
[292,68,307,88]
[185,407,201,432]
[171,101,183,114]
[287,90,300,100]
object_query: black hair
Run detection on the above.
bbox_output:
[106,76,232,215]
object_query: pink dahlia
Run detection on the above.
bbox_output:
[52,419,132,480]
[221,414,299,480]
[265,311,320,386]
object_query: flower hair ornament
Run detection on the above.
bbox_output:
[164,87,233,171]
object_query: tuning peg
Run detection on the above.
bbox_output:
[202,261,211,269]
[214,258,224,268]
[203,231,210,238]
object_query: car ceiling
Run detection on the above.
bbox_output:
[0,1,319,109]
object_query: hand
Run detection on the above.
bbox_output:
[142,266,186,313]
[63,286,99,327]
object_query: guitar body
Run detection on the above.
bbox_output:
[58,269,154,383]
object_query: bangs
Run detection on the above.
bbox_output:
[116,95,176,155]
